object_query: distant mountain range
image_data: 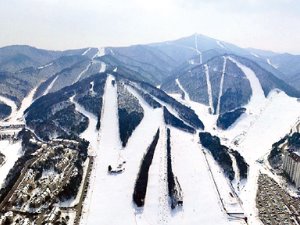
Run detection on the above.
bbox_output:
[0,33,299,125]
[1,34,300,225]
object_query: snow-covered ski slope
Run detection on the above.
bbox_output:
[76,74,245,225]
[43,76,58,96]
[204,64,214,114]
[169,58,300,225]
[0,86,38,124]
[216,57,227,115]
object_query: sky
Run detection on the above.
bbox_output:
[0,0,300,54]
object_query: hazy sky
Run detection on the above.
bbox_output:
[0,0,300,54]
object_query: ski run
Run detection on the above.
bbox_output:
[169,59,300,225]
[216,40,226,49]
[0,58,299,225]
[0,86,38,124]
[82,48,91,56]
[266,58,278,69]
[43,76,59,96]
[216,56,227,115]
[175,78,191,102]
[75,74,249,225]
[194,34,203,64]
[73,62,93,84]
[205,64,214,114]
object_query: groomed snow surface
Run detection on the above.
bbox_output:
[0,57,298,225]
[77,75,246,225]
[170,59,300,225]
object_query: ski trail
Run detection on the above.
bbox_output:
[170,129,243,225]
[78,76,106,225]
[73,62,93,84]
[92,47,105,60]
[250,52,260,58]
[175,79,190,102]
[84,75,123,225]
[0,96,17,121]
[38,62,53,70]
[266,58,277,69]
[216,57,227,114]
[194,34,203,64]
[204,64,214,114]
[99,62,106,73]
[70,96,98,154]
[157,125,169,225]
[142,122,169,225]
[82,48,91,56]
[126,85,165,225]
[9,86,38,123]
[228,57,265,114]
[75,47,106,84]
[43,76,58,96]
[216,40,225,49]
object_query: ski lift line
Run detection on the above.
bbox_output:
[200,146,246,222]
[200,148,227,213]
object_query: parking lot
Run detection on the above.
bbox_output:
[257,173,300,225]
